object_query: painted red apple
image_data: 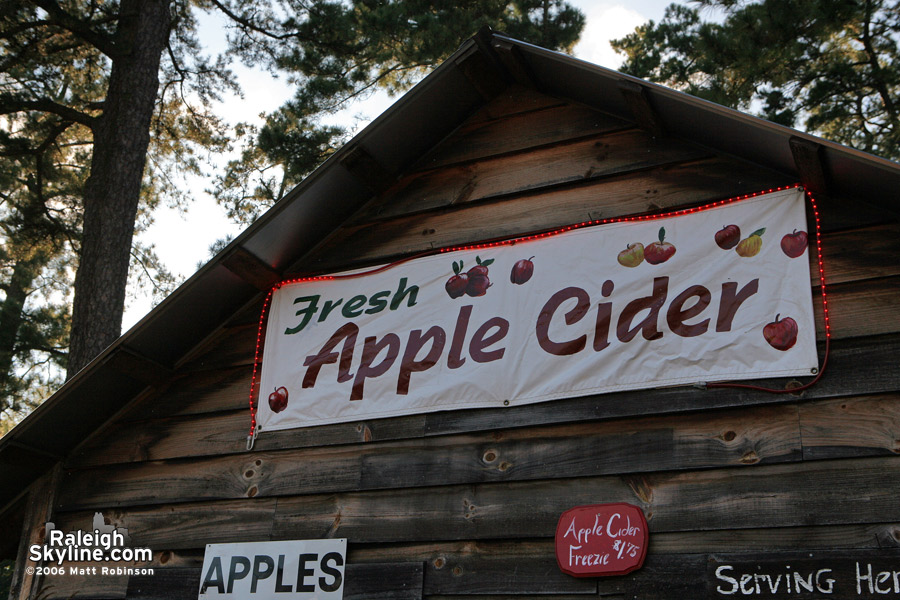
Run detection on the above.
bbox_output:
[466,273,491,296]
[268,386,289,413]
[510,256,535,284]
[467,256,492,278]
[466,256,494,297]
[715,224,741,250]
[445,261,469,298]
[644,227,676,265]
[763,314,799,351]
[781,229,808,258]
[617,243,644,268]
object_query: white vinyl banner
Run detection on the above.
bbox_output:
[257,188,818,432]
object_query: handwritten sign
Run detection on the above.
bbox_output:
[708,553,900,598]
[555,503,649,577]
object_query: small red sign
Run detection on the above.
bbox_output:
[555,503,649,577]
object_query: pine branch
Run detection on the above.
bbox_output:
[859,0,897,121]
[0,18,54,39]
[0,96,97,128]
[32,0,118,58]
[206,0,299,41]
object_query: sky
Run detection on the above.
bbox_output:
[123,0,672,329]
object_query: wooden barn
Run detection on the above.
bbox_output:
[3,29,900,600]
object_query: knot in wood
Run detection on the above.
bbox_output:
[740,450,760,464]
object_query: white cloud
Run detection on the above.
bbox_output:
[573,3,646,69]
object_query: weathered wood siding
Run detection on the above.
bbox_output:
[33,85,900,599]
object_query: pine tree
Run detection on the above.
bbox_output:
[611,0,900,159]
[0,0,584,424]
[0,0,224,420]
[211,0,585,224]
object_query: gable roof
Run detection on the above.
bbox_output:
[2,29,899,511]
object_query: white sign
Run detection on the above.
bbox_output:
[257,187,818,432]
[198,539,346,599]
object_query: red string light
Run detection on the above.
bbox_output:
[706,186,831,393]
[247,184,830,439]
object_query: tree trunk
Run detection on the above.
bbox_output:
[67,0,171,377]
[0,258,41,401]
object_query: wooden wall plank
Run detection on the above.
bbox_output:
[93,548,881,599]
[9,464,62,600]
[267,456,900,543]
[40,562,424,600]
[0,495,24,560]
[424,555,596,595]
[35,549,208,600]
[126,567,195,600]
[428,596,615,599]
[53,499,277,550]
[342,562,425,600]
[332,186,885,279]
[422,334,899,439]
[624,553,707,600]
[49,542,900,600]
[69,338,900,470]
[120,562,424,600]
[356,129,709,222]
[815,222,900,285]
[46,508,900,561]
[309,188,894,280]
[60,456,898,547]
[462,84,564,124]
[53,546,900,599]
[800,395,900,460]
[415,104,629,171]
[179,323,259,372]
[647,523,900,554]
[347,525,900,565]
[70,410,251,467]
[121,366,253,421]
[306,158,788,271]
[40,572,128,599]
[56,404,803,510]
[70,411,429,469]
[810,191,889,232]
[814,276,900,339]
